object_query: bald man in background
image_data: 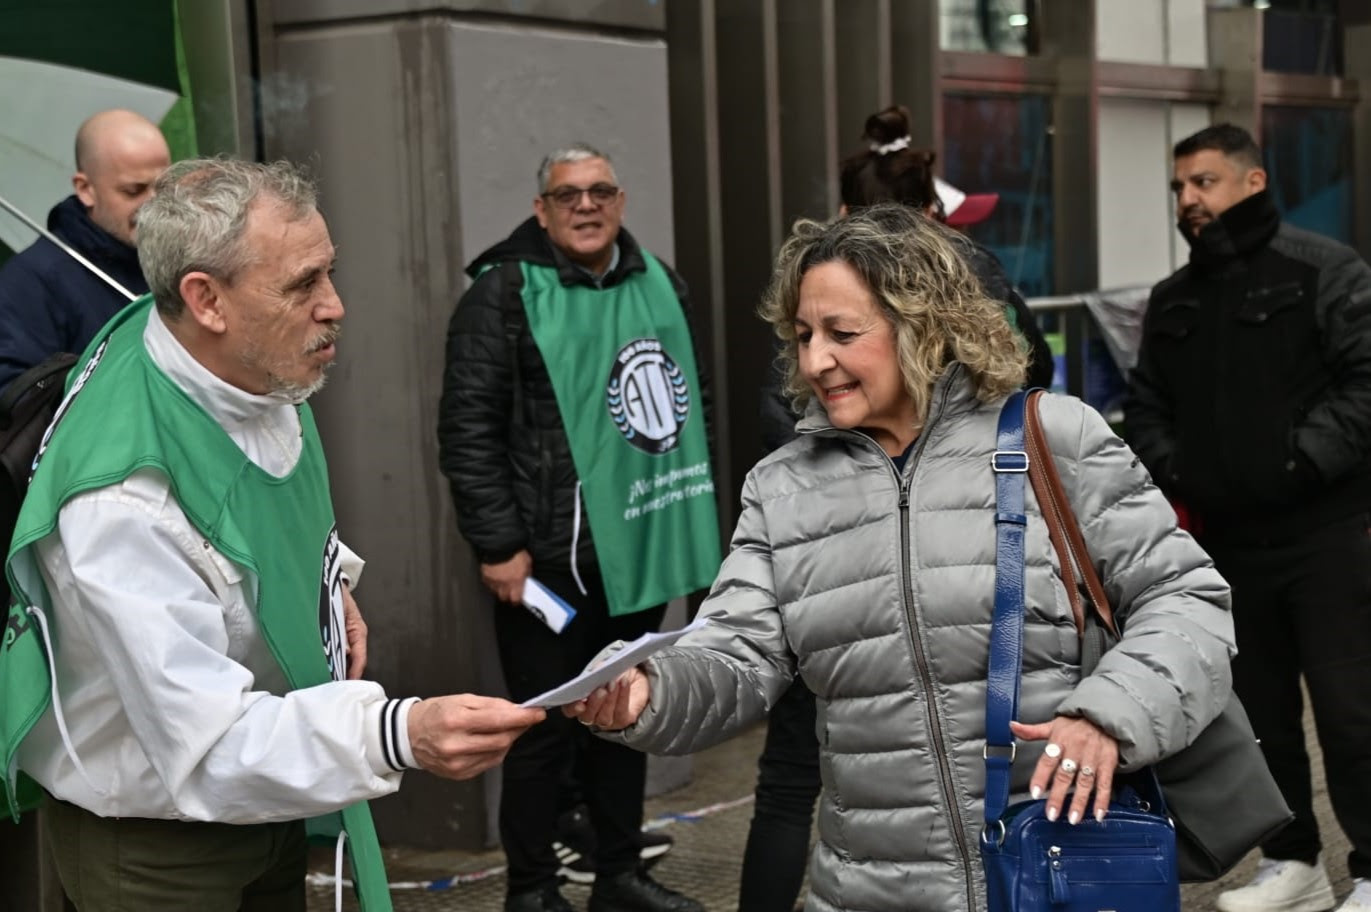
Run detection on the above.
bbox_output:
[0,109,171,389]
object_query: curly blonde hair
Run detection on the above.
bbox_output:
[758,203,1028,425]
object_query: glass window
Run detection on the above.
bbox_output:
[1261,106,1353,243]
[942,93,1054,297]
[1229,0,1342,74]
[940,0,1035,55]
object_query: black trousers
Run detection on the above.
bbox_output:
[738,678,822,912]
[1204,514,1371,879]
[493,567,665,896]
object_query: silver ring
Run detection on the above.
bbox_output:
[1079,765,1095,778]
[1044,743,1062,759]
[1060,758,1078,774]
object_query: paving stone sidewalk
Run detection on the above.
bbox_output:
[309,713,1350,911]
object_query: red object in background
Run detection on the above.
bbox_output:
[1170,498,1203,535]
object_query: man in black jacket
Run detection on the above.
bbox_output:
[0,109,170,389]
[438,144,709,912]
[1126,123,1371,912]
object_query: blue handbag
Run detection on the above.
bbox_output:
[980,390,1180,911]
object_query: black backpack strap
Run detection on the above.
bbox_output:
[0,352,78,430]
[500,260,527,425]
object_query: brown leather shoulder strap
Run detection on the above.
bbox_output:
[1023,390,1119,638]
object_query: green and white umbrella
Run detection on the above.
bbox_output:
[0,0,194,258]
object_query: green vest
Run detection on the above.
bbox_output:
[520,252,721,614]
[0,298,392,911]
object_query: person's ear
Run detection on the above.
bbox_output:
[72,172,95,209]
[179,271,229,335]
[534,195,550,230]
[1246,167,1268,194]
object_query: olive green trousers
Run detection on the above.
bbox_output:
[42,798,307,912]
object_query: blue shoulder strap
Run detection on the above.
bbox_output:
[985,390,1030,826]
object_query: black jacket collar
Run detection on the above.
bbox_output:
[464,216,647,287]
[46,194,141,272]
[1182,190,1281,269]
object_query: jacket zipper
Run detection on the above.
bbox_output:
[886,380,978,912]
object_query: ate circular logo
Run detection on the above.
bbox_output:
[606,339,690,455]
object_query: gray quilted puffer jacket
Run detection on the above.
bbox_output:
[614,365,1234,912]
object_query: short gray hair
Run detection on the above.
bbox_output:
[137,158,318,318]
[536,143,618,193]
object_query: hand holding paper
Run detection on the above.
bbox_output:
[564,663,651,732]
[523,614,708,712]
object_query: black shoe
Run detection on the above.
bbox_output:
[553,835,596,885]
[637,827,673,867]
[505,886,575,912]
[554,805,675,883]
[588,869,704,912]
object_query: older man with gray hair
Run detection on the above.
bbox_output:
[0,158,545,912]
[439,144,716,912]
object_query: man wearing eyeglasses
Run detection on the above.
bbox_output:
[438,144,715,912]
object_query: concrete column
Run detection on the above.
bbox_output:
[1041,0,1100,295]
[890,0,942,159]
[1038,0,1100,399]
[1207,6,1263,136]
[712,0,786,508]
[1344,11,1371,256]
[777,0,841,223]
[667,0,731,530]
[835,0,894,146]
[257,0,676,850]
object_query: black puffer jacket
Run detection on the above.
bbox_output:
[438,218,710,569]
[1125,190,1371,540]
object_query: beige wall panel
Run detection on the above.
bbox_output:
[1097,0,1165,64]
[1167,0,1208,66]
[1098,99,1173,287]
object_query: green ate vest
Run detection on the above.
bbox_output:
[519,252,721,614]
[0,298,392,911]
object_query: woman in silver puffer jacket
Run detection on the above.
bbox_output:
[567,204,1234,912]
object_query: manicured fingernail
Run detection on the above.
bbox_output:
[1069,810,1080,825]
[1046,806,1058,822]
[1031,786,1042,800]
[1095,810,1105,822]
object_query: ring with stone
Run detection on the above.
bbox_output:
[1079,765,1095,778]
[1060,758,1079,774]
[1044,742,1062,759]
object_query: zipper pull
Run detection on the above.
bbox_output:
[1047,847,1071,903]
[898,484,909,509]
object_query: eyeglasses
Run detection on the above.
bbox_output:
[541,183,621,209]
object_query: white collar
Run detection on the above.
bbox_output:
[142,306,298,430]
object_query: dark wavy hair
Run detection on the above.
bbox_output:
[838,105,940,215]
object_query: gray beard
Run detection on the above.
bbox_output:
[267,368,330,404]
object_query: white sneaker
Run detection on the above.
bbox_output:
[1336,878,1371,911]
[1215,857,1336,912]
